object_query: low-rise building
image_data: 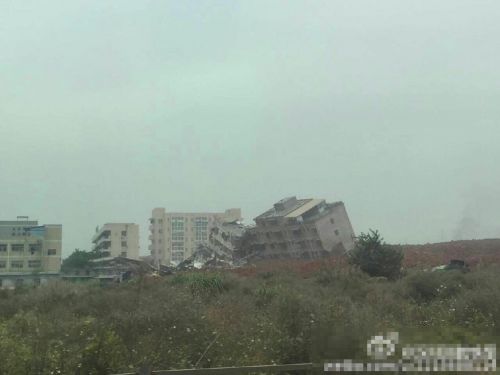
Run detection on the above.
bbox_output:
[0,218,62,288]
[149,208,242,265]
[61,256,156,284]
[249,196,355,259]
[92,223,140,259]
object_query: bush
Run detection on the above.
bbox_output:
[0,262,499,373]
[348,230,403,280]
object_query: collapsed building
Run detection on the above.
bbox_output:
[246,196,356,260]
[176,219,247,269]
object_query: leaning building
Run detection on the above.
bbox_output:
[249,196,355,259]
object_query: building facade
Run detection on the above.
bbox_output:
[249,196,355,259]
[149,208,242,265]
[0,218,62,288]
[92,223,140,259]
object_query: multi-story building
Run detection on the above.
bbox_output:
[0,218,62,288]
[149,208,242,265]
[249,196,355,259]
[92,223,140,259]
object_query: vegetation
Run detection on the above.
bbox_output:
[348,230,403,280]
[0,259,499,374]
[61,248,101,273]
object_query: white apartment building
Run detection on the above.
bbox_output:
[92,223,140,259]
[0,218,62,289]
[149,208,242,265]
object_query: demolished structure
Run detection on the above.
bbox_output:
[245,196,356,260]
[176,219,247,270]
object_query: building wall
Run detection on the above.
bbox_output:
[149,208,241,265]
[249,198,356,259]
[0,220,62,288]
[251,221,324,259]
[92,223,140,259]
[0,274,59,289]
[315,203,356,254]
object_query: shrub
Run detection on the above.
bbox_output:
[348,230,403,280]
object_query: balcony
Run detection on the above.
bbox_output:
[92,230,111,243]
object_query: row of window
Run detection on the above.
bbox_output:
[0,260,41,269]
[261,227,339,239]
[0,244,56,255]
[171,253,184,262]
[264,239,324,251]
[152,217,210,223]
[155,227,209,234]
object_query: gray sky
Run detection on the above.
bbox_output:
[1,0,500,257]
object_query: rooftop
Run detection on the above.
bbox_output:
[0,220,38,226]
[255,197,317,220]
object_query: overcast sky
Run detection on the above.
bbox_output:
[1,1,499,257]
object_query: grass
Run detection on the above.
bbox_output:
[0,259,499,374]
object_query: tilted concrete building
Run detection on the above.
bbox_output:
[249,197,355,259]
[209,220,247,258]
[92,223,140,259]
[149,208,242,265]
[0,218,62,288]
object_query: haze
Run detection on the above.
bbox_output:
[1,0,499,257]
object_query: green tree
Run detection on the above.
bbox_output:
[61,248,101,273]
[348,230,403,280]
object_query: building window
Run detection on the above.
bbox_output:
[194,217,208,241]
[334,229,340,236]
[11,260,24,269]
[15,279,24,287]
[28,260,41,268]
[171,217,185,231]
[0,244,6,252]
[121,251,127,257]
[29,244,41,254]
[172,242,184,252]
[172,233,184,241]
[171,252,184,262]
[121,241,127,247]
[0,261,6,268]
[48,249,57,255]
[11,244,24,252]
[121,231,127,236]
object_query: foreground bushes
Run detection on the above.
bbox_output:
[0,265,499,374]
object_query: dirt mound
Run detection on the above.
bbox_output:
[398,239,500,268]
